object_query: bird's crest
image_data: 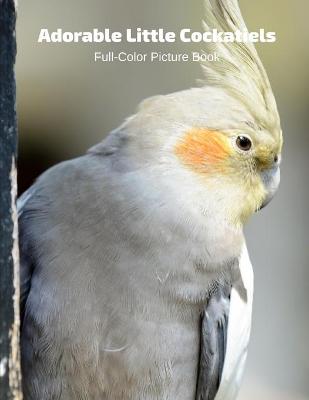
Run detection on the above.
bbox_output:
[202,0,280,133]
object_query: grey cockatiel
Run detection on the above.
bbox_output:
[19,1,282,399]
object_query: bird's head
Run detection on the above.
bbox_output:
[128,83,282,229]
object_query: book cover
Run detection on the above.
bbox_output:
[10,1,308,399]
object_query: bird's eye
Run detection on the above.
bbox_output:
[236,136,252,152]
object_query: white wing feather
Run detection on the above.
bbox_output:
[215,244,254,400]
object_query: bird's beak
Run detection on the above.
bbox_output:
[259,164,281,209]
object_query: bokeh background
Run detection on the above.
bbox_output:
[16,1,309,399]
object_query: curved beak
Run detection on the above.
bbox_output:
[259,165,281,209]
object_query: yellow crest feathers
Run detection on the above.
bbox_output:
[202,0,280,134]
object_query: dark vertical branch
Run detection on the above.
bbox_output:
[0,0,22,399]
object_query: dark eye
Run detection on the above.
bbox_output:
[236,136,252,151]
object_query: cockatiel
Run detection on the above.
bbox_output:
[18,1,282,399]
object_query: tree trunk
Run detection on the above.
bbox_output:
[0,0,22,399]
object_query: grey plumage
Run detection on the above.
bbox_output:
[18,144,240,400]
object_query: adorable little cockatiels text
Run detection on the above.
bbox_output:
[38,28,276,44]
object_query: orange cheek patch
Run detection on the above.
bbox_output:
[174,128,232,173]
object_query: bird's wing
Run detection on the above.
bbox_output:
[196,282,231,400]
[196,245,254,400]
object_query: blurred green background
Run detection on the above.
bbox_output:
[16,1,309,399]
